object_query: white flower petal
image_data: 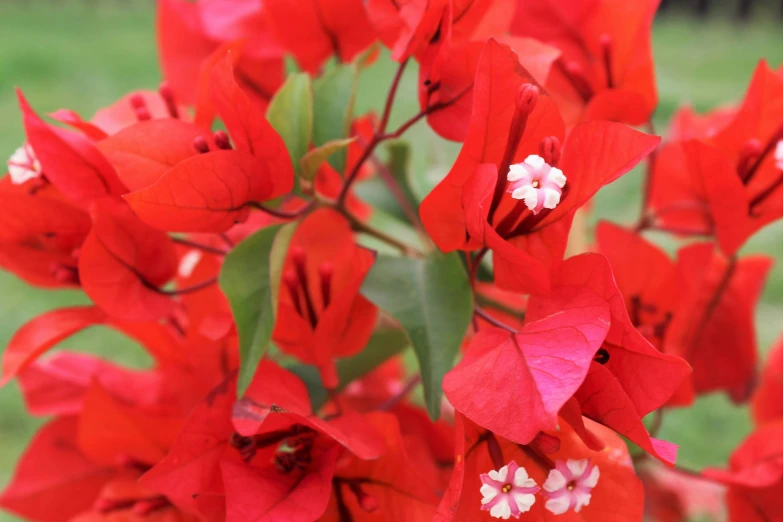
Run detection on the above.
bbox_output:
[567,459,588,479]
[523,154,546,170]
[507,164,529,182]
[543,469,567,492]
[512,492,536,513]
[545,495,571,515]
[480,484,499,504]
[582,465,600,488]
[178,250,203,278]
[573,491,592,512]
[542,188,561,209]
[548,167,567,188]
[513,466,531,487]
[489,465,509,483]
[490,499,512,519]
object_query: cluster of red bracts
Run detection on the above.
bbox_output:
[1,1,782,521]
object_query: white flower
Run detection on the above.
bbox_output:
[479,461,539,519]
[7,143,42,185]
[507,155,566,214]
[177,249,203,278]
[542,459,600,515]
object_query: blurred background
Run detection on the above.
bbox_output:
[0,2,781,521]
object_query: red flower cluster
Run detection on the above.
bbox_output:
[1,1,781,521]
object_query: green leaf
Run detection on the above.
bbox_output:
[299,137,356,181]
[312,64,358,172]
[267,73,313,179]
[219,223,297,395]
[360,252,474,419]
[288,328,410,410]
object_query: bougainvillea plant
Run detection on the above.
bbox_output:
[1,1,782,521]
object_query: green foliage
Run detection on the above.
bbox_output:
[219,223,296,395]
[267,73,313,181]
[360,252,474,419]
[312,63,358,173]
[289,328,410,409]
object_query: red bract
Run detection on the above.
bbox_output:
[321,412,441,521]
[598,222,773,404]
[649,62,783,255]
[78,199,179,321]
[98,119,211,192]
[157,0,284,106]
[511,0,660,126]
[443,284,611,444]
[273,208,378,389]
[667,243,772,403]
[752,335,783,425]
[548,254,688,465]
[419,18,561,141]
[0,417,116,522]
[142,361,386,522]
[0,186,90,288]
[0,342,219,522]
[207,53,294,199]
[703,421,783,521]
[17,90,127,207]
[437,415,644,521]
[420,40,658,294]
[264,0,376,73]
[17,351,160,417]
[366,0,448,62]
[124,150,273,233]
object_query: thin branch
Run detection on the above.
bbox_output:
[476,292,525,321]
[474,306,518,333]
[172,237,228,256]
[158,277,219,296]
[377,374,422,411]
[337,206,422,256]
[637,119,660,229]
[250,200,316,220]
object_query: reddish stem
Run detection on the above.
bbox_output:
[474,306,518,333]
[171,237,228,256]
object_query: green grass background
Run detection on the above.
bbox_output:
[0,3,781,521]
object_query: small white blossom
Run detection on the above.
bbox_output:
[507,155,566,214]
[542,459,600,515]
[178,250,203,278]
[479,461,539,519]
[7,143,42,185]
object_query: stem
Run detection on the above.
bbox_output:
[749,173,783,214]
[158,276,219,296]
[370,153,428,239]
[637,120,659,229]
[644,224,712,236]
[250,200,316,219]
[171,237,228,256]
[378,59,409,133]
[377,374,422,411]
[337,206,421,256]
[648,409,664,438]
[220,233,235,248]
[338,88,470,206]
[476,293,525,321]
[474,306,518,333]
[685,256,736,362]
[742,119,783,185]
[337,60,408,207]
[469,248,488,288]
